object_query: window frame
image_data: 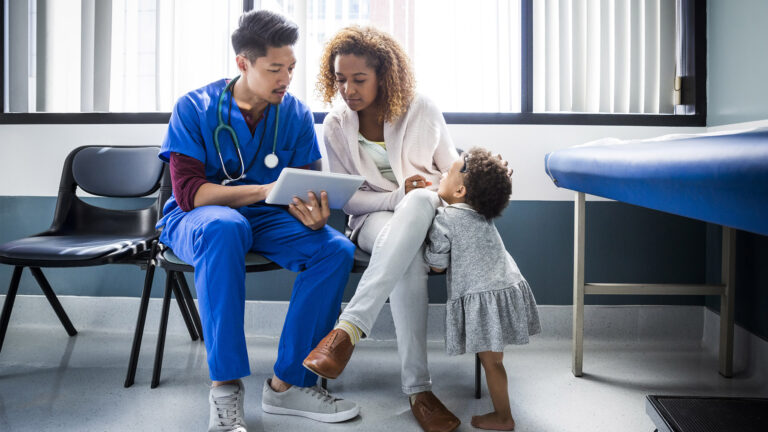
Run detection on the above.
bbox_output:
[0,0,706,126]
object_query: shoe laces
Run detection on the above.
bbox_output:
[301,385,337,404]
[321,332,339,350]
[213,390,245,428]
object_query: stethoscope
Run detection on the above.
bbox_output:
[213,75,281,185]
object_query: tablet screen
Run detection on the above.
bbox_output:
[265,168,365,209]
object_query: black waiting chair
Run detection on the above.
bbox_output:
[0,146,199,370]
[144,246,345,390]
[138,248,280,388]
[139,160,319,389]
[122,160,210,388]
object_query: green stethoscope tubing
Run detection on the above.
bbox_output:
[213,75,281,184]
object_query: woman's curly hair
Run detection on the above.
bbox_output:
[463,148,512,220]
[316,26,415,124]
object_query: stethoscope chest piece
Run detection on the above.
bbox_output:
[264,153,279,169]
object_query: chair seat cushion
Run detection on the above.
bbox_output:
[0,234,152,262]
[161,249,274,267]
[158,248,282,273]
[353,248,371,266]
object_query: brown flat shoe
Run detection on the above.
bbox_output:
[302,328,355,379]
[409,391,461,432]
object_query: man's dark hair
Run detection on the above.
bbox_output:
[463,147,512,220]
[231,10,299,61]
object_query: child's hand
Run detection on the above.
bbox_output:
[405,174,432,194]
[430,266,446,273]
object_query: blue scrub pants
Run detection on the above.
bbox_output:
[160,204,355,386]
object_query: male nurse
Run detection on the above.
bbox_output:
[157,10,359,432]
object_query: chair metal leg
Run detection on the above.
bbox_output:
[0,266,24,353]
[125,248,157,388]
[173,272,204,342]
[151,272,173,388]
[170,272,198,342]
[29,267,77,336]
[475,353,482,399]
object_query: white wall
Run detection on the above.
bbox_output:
[0,123,704,199]
[707,0,768,127]
[4,0,767,200]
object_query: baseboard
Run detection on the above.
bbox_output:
[1,294,708,344]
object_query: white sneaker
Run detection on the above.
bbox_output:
[209,380,247,432]
[261,379,360,423]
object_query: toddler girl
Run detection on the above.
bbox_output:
[425,148,541,431]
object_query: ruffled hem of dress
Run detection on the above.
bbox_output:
[445,279,541,356]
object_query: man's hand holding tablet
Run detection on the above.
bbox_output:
[266,168,365,230]
[287,190,330,230]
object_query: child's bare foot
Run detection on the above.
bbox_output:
[470,411,515,430]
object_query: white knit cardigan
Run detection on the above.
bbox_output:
[323,94,459,239]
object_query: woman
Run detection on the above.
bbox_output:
[302,26,460,432]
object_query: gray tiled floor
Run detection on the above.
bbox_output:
[0,325,766,432]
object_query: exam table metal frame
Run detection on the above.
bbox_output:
[570,192,735,378]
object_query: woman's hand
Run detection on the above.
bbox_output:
[404,174,432,194]
[288,191,331,230]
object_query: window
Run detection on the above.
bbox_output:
[1,0,705,125]
[111,0,242,112]
[533,0,677,114]
[255,0,521,113]
[4,0,241,113]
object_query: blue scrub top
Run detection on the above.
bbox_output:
[158,78,321,225]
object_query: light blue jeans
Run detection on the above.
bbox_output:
[340,189,441,395]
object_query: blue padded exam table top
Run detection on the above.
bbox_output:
[544,127,768,236]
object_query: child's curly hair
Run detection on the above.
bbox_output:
[316,26,415,124]
[463,148,512,220]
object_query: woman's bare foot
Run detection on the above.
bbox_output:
[470,411,515,431]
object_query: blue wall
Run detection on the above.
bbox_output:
[1,196,708,307]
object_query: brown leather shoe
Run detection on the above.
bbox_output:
[409,391,461,432]
[302,329,355,379]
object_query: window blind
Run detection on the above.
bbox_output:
[533,0,676,114]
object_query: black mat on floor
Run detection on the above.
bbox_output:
[646,395,768,432]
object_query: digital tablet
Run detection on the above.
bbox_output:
[265,168,365,209]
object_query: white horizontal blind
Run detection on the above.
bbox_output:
[533,0,676,114]
[7,0,32,112]
[110,0,242,112]
[263,0,521,113]
[412,0,520,112]
[39,0,82,112]
[5,0,241,113]
[6,0,523,114]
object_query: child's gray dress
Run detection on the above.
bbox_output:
[425,203,541,356]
